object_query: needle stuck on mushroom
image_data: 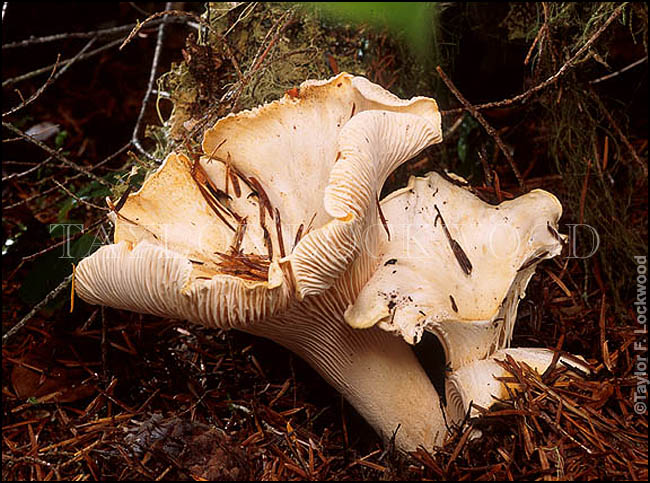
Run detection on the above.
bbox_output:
[76,73,583,452]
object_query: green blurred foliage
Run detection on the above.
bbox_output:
[302,2,440,63]
[18,232,100,307]
[17,176,113,307]
[54,130,68,149]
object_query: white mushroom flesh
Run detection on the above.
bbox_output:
[75,73,580,453]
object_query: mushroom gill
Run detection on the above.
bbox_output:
[76,73,581,453]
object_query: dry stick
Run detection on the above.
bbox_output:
[21,218,106,263]
[590,56,648,85]
[130,3,173,162]
[224,156,231,196]
[191,159,243,223]
[2,156,53,182]
[587,88,647,176]
[114,185,133,212]
[434,204,473,276]
[441,3,628,117]
[477,147,493,185]
[251,14,292,73]
[2,121,111,187]
[4,37,98,118]
[52,179,109,211]
[3,274,73,346]
[231,217,247,254]
[101,306,109,383]
[3,53,62,118]
[2,38,124,88]
[524,2,552,65]
[524,21,547,66]
[293,223,304,249]
[4,144,130,210]
[275,208,286,258]
[437,66,525,188]
[2,21,162,49]
[305,212,317,235]
[195,183,236,231]
[119,9,209,50]
[376,195,391,241]
[247,11,291,74]
[248,176,274,219]
[226,11,294,111]
[228,160,241,197]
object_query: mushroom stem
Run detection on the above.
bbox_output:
[246,289,448,452]
[429,258,555,371]
[429,319,503,371]
[445,348,590,424]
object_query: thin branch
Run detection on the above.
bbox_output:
[3,143,130,210]
[437,66,525,188]
[2,38,123,88]
[2,121,112,186]
[224,11,294,111]
[441,3,629,116]
[221,2,257,37]
[587,88,648,176]
[250,12,292,73]
[20,218,107,263]
[3,54,61,118]
[119,8,208,50]
[131,3,173,161]
[524,10,548,66]
[4,37,97,118]
[589,56,648,84]
[1,156,53,182]
[101,306,109,383]
[3,274,73,346]
[4,184,64,210]
[2,21,155,49]
[52,179,110,211]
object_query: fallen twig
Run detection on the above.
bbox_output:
[440,3,628,116]
[130,3,174,162]
[3,121,112,187]
[436,66,525,188]
[3,274,73,346]
[587,87,647,176]
[2,38,124,88]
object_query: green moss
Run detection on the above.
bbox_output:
[157,2,441,151]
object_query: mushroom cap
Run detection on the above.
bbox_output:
[202,73,441,299]
[75,73,443,329]
[74,72,580,453]
[344,173,565,367]
[74,153,291,330]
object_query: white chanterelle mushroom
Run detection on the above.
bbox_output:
[76,73,584,452]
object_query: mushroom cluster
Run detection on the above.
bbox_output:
[76,73,586,452]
